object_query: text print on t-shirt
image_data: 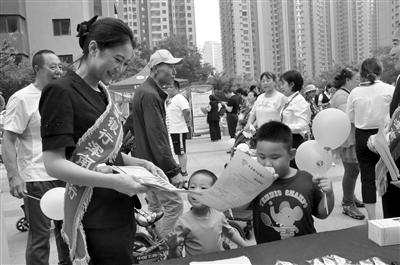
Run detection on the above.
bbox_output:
[258,189,307,239]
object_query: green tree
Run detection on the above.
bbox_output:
[155,36,213,83]
[0,41,34,103]
[114,43,151,82]
[373,46,400,85]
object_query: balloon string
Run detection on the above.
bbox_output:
[26,194,41,201]
[323,193,328,215]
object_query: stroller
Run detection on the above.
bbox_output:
[16,205,29,232]
[228,126,257,159]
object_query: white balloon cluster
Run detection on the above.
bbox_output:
[295,108,351,176]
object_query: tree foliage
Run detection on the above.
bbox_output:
[155,35,214,83]
[373,46,400,85]
[114,45,148,82]
[0,41,34,103]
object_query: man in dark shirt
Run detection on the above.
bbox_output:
[132,49,185,238]
[222,88,242,139]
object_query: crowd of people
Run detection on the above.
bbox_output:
[1,15,400,265]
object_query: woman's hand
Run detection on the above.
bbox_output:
[94,164,114,174]
[367,134,378,153]
[143,162,169,182]
[113,174,149,196]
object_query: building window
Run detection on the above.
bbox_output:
[152,33,162,39]
[0,15,24,33]
[187,6,191,10]
[58,54,73,64]
[188,20,192,25]
[163,25,167,29]
[152,18,161,23]
[188,28,192,32]
[152,25,162,31]
[52,19,71,36]
[150,2,160,8]
[187,13,191,17]
[162,2,166,6]
[163,17,167,21]
[162,10,166,14]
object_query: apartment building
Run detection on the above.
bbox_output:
[0,0,121,62]
[202,41,223,72]
[219,0,258,78]
[121,0,196,49]
[220,0,397,79]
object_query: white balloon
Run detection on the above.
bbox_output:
[312,108,351,149]
[40,187,65,220]
[295,140,332,176]
[236,143,250,153]
[227,138,236,148]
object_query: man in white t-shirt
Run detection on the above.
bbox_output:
[2,50,71,265]
[166,80,191,176]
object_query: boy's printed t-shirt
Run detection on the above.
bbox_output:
[175,208,233,256]
[251,170,323,244]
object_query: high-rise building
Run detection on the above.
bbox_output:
[202,41,223,73]
[221,0,396,79]
[121,0,196,49]
[376,0,400,48]
[0,0,121,62]
[219,0,258,78]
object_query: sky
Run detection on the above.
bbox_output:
[194,0,221,49]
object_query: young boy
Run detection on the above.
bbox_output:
[248,121,334,244]
[167,170,249,257]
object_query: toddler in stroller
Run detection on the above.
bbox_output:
[228,125,257,158]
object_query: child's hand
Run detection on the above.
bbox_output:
[315,177,333,194]
[166,232,181,249]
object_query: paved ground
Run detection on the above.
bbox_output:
[0,135,382,265]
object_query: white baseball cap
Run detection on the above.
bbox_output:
[147,49,183,69]
[303,84,317,94]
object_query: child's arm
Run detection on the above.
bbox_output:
[166,219,188,258]
[314,176,335,218]
[223,226,251,248]
[166,232,183,258]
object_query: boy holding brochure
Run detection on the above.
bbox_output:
[241,121,334,243]
[166,169,249,258]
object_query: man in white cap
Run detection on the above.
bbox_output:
[132,49,184,238]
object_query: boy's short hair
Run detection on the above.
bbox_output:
[189,169,218,185]
[256,121,293,150]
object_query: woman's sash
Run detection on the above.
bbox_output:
[375,106,400,196]
[61,82,124,264]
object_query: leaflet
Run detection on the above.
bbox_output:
[190,256,252,265]
[191,151,278,211]
[111,166,194,193]
[373,126,400,188]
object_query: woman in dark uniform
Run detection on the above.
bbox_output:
[39,16,165,265]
